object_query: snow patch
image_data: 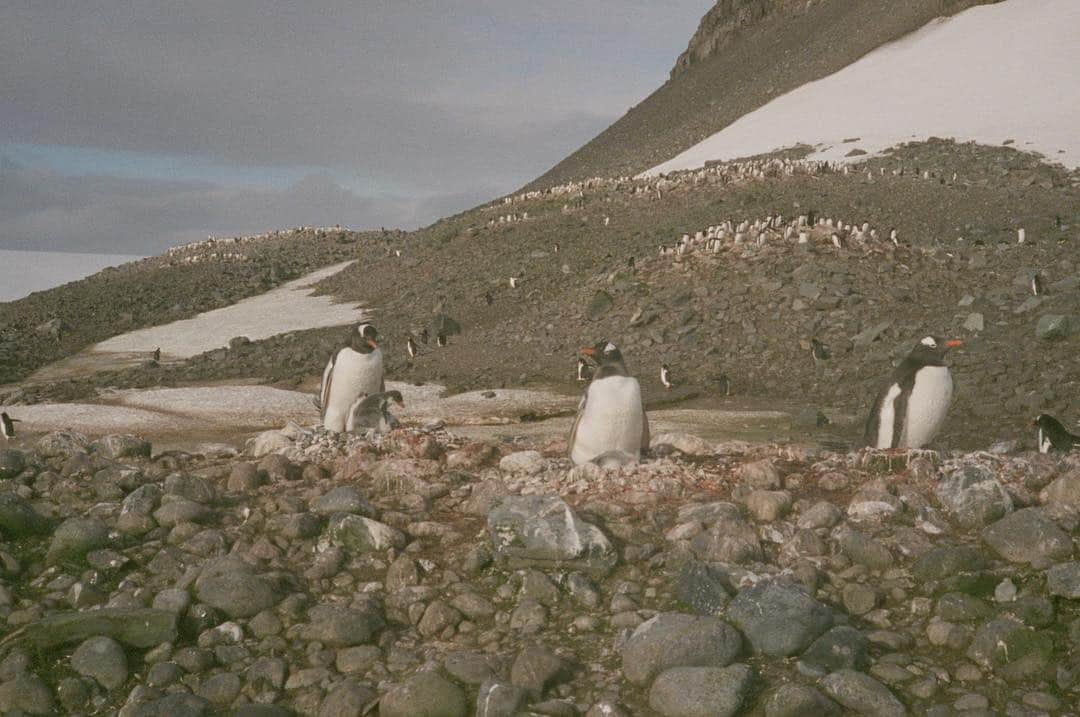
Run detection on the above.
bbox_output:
[644,0,1080,175]
[93,261,364,358]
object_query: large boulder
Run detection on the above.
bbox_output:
[488,495,617,576]
[91,434,152,459]
[0,449,26,480]
[0,492,49,537]
[620,612,743,685]
[820,670,904,717]
[47,517,109,564]
[967,617,1055,682]
[727,580,833,657]
[379,671,467,717]
[648,664,754,717]
[982,508,1072,567]
[327,513,406,552]
[195,556,279,618]
[936,463,1013,528]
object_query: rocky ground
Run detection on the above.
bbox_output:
[0,423,1078,716]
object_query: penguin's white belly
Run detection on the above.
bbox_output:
[900,366,952,448]
[323,348,383,432]
[571,376,644,465]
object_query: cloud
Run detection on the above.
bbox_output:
[0,161,494,253]
[0,1,712,252]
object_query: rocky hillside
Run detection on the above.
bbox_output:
[0,418,1077,715]
[528,0,997,188]
[0,228,389,386]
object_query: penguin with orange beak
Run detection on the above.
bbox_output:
[864,335,962,449]
[568,339,649,465]
[319,322,385,432]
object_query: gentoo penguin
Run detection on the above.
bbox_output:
[1017,228,1026,244]
[660,364,673,390]
[319,323,384,433]
[509,276,520,289]
[1031,273,1044,296]
[0,412,19,441]
[419,328,430,344]
[406,337,418,360]
[863,336,962,449]
[152,347,161,363]
[436,333,447,347]
[568,340,649,466]
[346,390,404,434]
[484,291,494,306]
[576,357,590,382]
[1032,414,1080,453]
[810,338,830,364]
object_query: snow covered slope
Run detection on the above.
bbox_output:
[645,0,1080,176]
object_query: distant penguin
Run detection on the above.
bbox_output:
[419,328,430,344]
[889,228,899,246]
[554,243,560,254]
[864,335,962,449]
[660,364,673,390]
[320,323,384,433]
[831,234,842,249]
[714,373,731,397]
[152,347,161,363]
[568,340,649,465]
[810,338,830,364]
[346,390,404,434]
[484,291,494,305]
[1031,273,1044,296]
[509,276,520,289]
[436,333,447,347]
[1032,414,1080,453]
[576,357,590,382]
[628,256,636,269]
[1017,228,1026,244]
[0,412,19,441]
[406,337,418,360]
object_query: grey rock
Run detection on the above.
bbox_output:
[379,671,467,717]
[835,527,893,570]
[967,617,1054,682]
[12,607,177,649]
[226,462,263,492]
[510,643,568,698]
[648,664,754,717]
[620,612,742,685]
[488,495,617,576]
[164,473,215,503]
[936,464,1013,528]
[727,580,833,657]
[92,434,151,459]
[0,449,26,480]
[797,625,870,677]
[195,672,241,706]
[476,680,528,717]
[418,600,462,638]
[587,291,615,320]
[853,320,891,347]
[303,603,384,646]
[1046,562,1080,598]
[499,450,546,475]
[319,680,377,717]
[70,635,128,690]
[36,430,89,457]
[129,692,210,717]
[47,517,109,564]
[820,669,905,717]
[1040,472,1080,511]
[443,651,498,685]
[0,491,49,536]
[962,312,984,332]
[689,512,762,565]
[327,513,406,552]
[311,486,373,516]
[1035,313,1072,340]
[675,559,734,616]
[153,496,209,527]
[0,672,56,715]
[194,556,278,618]
[385,555,420,592]
[912,544,988,581]
[765,684,840,717]
[982,507,1072,567]
[735,460,781,490]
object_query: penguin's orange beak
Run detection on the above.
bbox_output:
[580,347,597,357]
[367,338,378,349]
[945,339,963,348]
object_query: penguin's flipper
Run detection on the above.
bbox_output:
[891,389,911,448]
[863,384,891,447]
[567,394,587,459]
[319,353,337,420]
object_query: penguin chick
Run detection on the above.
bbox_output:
[660,364,673,390]
[1032,414,1080,453]
[346,390,405,434]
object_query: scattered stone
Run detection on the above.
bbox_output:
[764,684,839,717]
[194,556,279,618]
[12,608,177,649]
[797,626,870,677]
[1035,313,1072,340]
[620,612,742,685]
[820,669,905,717]
[727,581,833,657]
[936,464,1013,527]
[648,664,754,717]
[70,635,128,690]
[982,508,1073,567]
[379,671,468,717]
[328,513,406,552]
[488,495,617,576]
[1046,562,1080,598]
[499,450,546,475]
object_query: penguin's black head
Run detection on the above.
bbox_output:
[1032,414,1063,431]
[907,335,962,366]
[581,339,628,377]
[348,323,378,353]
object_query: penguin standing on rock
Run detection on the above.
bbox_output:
[810,338,830,364]
[436,333,448,347]
[1031,273,1044,296]
[1032,414,1080,453]
[1,412,19,441]
[576,357,590,382]
[568,340,649,466]
[864,336,962,449]
[319,323,384,433]
[660,364,674,390]
[406,337,418,360]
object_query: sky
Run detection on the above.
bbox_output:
[1,1,713,254]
